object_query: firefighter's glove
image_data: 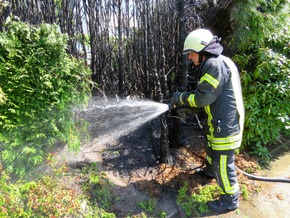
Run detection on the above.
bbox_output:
[171,91,193,107]
[170,91,183,107]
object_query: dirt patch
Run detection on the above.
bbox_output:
[53,101,263,217]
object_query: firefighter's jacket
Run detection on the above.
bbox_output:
[183,54,245,150]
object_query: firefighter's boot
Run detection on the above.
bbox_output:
[207,193,239,213]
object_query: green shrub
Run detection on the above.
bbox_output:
[0,172,27,217]
[0,157,81,217]
[0,19,93,176]
[238,45,290,164]
[230,0,290,163]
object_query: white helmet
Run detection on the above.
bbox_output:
[183,29,214,54]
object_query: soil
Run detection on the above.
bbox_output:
[51,101,269,218]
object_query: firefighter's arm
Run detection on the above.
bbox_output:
[184,60,224,107]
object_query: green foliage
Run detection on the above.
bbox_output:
[240,185,249,200]
[81,163,115,217]
[0,19,93,176]
[0,161,81,217]
[0,172,27,217]
[0,87,6,105]
[0,156,116,217]
[230,0,289,53]
[138,198,156,213]
[160,211,167,218]
[24,176,81,217]
[176,182,220,217]
[230,0,290,163]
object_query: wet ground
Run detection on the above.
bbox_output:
[53,99,290,217]
[236,143,290,218]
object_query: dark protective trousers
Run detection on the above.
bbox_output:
[205,141,240,197]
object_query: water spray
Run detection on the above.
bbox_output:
[81,97,171,139]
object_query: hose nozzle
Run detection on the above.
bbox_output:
[168,103,176,111]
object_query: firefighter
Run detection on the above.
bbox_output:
[170,29,245,213]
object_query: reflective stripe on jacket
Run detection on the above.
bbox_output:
[187,55,245,150]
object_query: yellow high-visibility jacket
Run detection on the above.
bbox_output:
[181,55,245,150]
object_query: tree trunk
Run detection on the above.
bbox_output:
[177,0,187,92]
[159,113,174,164]
[117,0,124,97]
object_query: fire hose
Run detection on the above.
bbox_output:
[190,155,290,183]
[236,167,290,183]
